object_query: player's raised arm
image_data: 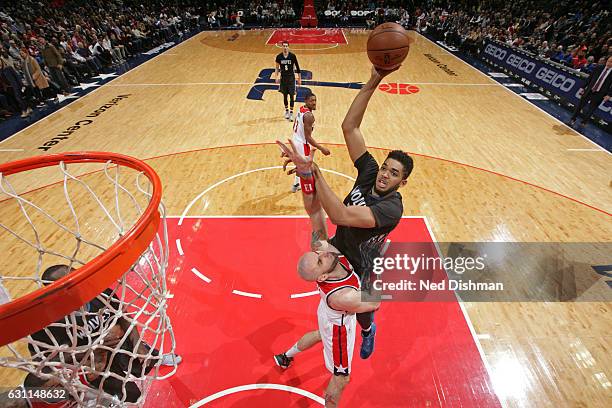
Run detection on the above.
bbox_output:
[341,66,397,163]
[328,288,380,314]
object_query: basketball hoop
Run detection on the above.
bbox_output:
[0,152,176,407]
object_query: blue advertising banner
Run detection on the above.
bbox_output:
[481,40,611,126]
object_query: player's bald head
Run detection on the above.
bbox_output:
[297,252,319,281]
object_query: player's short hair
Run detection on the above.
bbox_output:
[41,264,72,286]
[386,150,414,180]
[282,41,289,46]
[304,92,316,100]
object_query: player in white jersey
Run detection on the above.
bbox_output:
[290,92,331,247]
[274,246,380,407]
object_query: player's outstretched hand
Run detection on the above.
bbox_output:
[371,65,400,79]
[276,139,316,176]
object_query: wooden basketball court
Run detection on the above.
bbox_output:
[1,29,610,407]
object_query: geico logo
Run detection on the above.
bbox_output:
[484,44,506,60]
[507,54,536,73]
[535,68,575,92]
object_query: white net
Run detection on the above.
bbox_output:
[0,156,176,407]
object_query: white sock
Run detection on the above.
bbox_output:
[294,174,300,185]
[362,325,371,333]
[285,343,301,358]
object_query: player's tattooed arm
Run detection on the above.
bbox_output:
[311,229,329,251]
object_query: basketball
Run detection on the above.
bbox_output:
[367,22,411,70]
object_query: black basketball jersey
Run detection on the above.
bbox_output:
[28,289,120,355]
[275,51,301,79]
[329,151,403,277]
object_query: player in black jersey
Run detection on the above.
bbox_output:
[275,41,301,121]
[278,66,414,360]
[23,265,181,405]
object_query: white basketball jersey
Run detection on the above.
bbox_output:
[292,105,312,146]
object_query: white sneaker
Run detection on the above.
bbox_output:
[291,182,301,193]
[288,112,293,121]
[284,110,290,120]
[160,353,182,366]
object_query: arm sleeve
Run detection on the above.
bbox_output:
[370,196,403,228]
[353,151,379,187]
[275,54,281,64]
[292,54,301,73]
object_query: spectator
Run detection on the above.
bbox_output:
[572,49,588,69]
[0,48,31,117]
[102,34,122,65]
[552,45,566,63]
[20,47,51,104]
[567,55,612,127]
[76,41,102,72]
[39,37,71,94]
[581,56,597,73]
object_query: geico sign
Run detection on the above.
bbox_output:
[484,44,506,60]
[535,68,575,92]
[506,54,536,73]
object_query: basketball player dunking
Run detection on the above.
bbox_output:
[275,41,301,121]
[278,66,414,360]
[274,242,380,407]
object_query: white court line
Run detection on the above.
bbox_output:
[566,148,605,152]
[107,82,253,86]
[170,215,426,219]
[408,82,496,86]
[178,166,355,225]
[0,149,25,152]
[274,43,339,50]
[0,30,205,147]
[107,81,496,87]
[341,28,348,44]
[175,238,184,256]
[189,383,324,407]
[232,289,263,299]
[421,216,505,408]
[488,72,509,78]
[265,29,276,45]
[418,34,609,154]
[519,93,548,100]
[191,267,211,283]
[290,290,319,299]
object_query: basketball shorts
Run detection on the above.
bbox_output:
[295,142,315,194]
[279,78,296,95]
[318,302,356,376]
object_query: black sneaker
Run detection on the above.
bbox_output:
[274,353,293,369]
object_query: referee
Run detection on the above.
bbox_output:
[275,41,301,121]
